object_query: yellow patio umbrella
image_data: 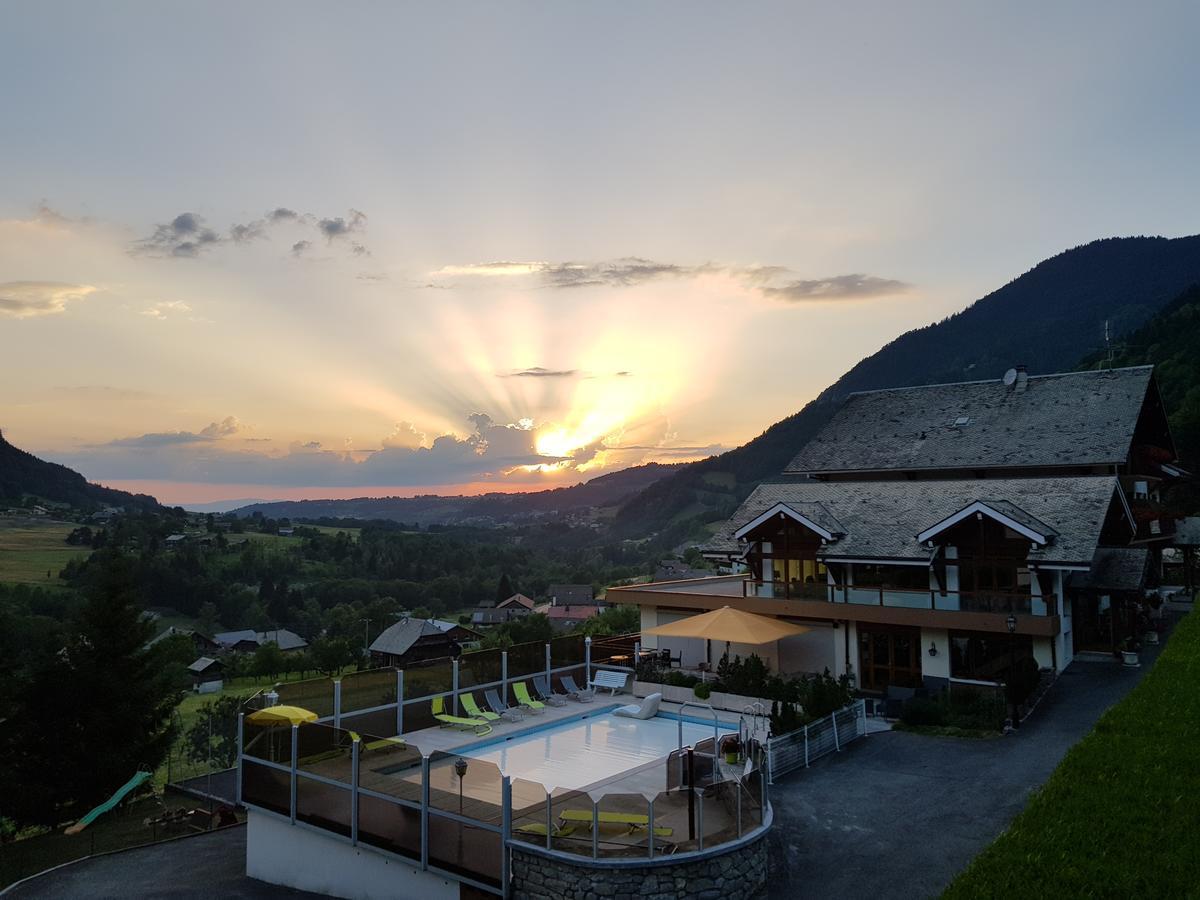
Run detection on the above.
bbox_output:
[246,705,319,726]
[644,605,810,672]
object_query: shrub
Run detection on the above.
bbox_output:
[693,682,712,700]
[900,696,948,727]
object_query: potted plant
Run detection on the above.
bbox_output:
[1120,637,1140,668]
[693,682,712,701]
[720,735,741,764]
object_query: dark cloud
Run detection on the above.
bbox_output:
[268,207,300,222]
[351,242,370,257]
[541,257,685,288]
[503,367,578,378]
[291,240,312,257]
[761,274,910,302]
[318,209,367,242]
[107,416,240,448]
[132,212,222,257]
[229,221,265,243]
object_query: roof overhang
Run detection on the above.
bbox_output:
[734,502,837,542]
[916,500,1055,545]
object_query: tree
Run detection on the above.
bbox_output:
[310,637,356,677]
[577,604,640,636]
[184,694,243,769]
[0,553,180,827]
[495,573,515,604]
[252,641,286,681]
[196,601,219,635]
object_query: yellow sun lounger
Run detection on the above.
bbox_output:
[512,682,546,714]
[432,696,492,735]
[516,822,576,838]
[460,692,501,722]
[559,809,673,837]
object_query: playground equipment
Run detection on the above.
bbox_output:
[64,770,152,835]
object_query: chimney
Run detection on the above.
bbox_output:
[1015,364,1028,392]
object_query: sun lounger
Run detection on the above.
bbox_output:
[560,675,593,702]
[533,675,568,706]
[588,670,629,695]
[614,692,661,720]
[432,696,492,735]
[460,692,501,722]
[559,809,673,837]
[512,682,546,714]
[485,688,525,721]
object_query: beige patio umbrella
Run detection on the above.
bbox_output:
[644,605,810,672]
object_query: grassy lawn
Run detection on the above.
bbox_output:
[944,608,1200,898]
[0,520,91,585]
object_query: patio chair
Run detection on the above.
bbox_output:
[430,696,492,735]
[559,809,673,837]
[460,692,500,722]
[658,647,682,668]
[614,692,661,720]
[532,675,568,706]
[484,688,525,721]
[512,682,546,715]
[560,675,594,702]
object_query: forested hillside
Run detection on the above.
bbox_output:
[1079,283,1200,467]
[0,431,159,512]
[615,235,1200,541]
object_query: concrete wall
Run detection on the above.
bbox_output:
[246,810,459,900]
[511,828,768,900]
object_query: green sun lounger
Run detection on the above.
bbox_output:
[516,822,576,838]
[460,692,501,721]
[513,682,546,714]
[432,696,492,735]
[559,809,673,837]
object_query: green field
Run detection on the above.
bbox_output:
[945,605,1199,898]
[0,520,91,585]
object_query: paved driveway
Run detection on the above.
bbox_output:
[765,653,1159,899]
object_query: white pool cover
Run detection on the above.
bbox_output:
[461,713,734,791]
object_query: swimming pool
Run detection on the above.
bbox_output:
[458,710,736,791]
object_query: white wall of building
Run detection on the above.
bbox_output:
[921,628,951,681]
[246,810,459,900]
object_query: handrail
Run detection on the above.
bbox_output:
[678,701,722,758]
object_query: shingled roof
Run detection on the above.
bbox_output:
[704,475,1122,564]
[1068,547,1149,592]
[369,618,446,657]
[785,366,1156,476]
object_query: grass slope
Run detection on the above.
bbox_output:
[0,520,92,584]
[945,608,1200,898]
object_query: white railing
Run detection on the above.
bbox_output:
[766,699,867,782]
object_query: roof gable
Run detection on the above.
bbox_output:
[733,501,845,542]
[916,499,1059,545]
[786,366,1155,475]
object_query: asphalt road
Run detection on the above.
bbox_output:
[764,652,1160,899]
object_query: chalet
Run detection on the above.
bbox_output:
[146,625,221,655]
[368,617,480,667]
[188,656,225,693]
[548,584,594,605]
[471,593,536,627]
[610,366,1182,698]
[214,628,309,653]
[547,604,602,631]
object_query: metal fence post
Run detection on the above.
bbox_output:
[585,636,592,684]
[289,725,299,824]
[696,790,705,851]
[420,756,430,870]
[832,710,840,752]
[804,724,810,767]
[501,776,512,893]
[236,712,244,806]
[350,736,360,845]
[544,643,552,687]
[452,658,460,716]
[333,680,342,730]
[545,793,553,851]
[591,800,599,859]
[648,797,656,859]
[396,670,404,735]
[501,650,509,703]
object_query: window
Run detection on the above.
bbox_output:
[853,564,930,591]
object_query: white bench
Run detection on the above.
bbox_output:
[588,670,629,695]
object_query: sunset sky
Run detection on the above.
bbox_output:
[3,3,1198,506]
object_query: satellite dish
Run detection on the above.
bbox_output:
[1002,368,1018,387]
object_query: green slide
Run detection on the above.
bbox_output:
[65,770,153,834]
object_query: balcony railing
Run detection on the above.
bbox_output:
[742,580,1056,616]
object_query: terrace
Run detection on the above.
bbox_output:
[237,632,771,897]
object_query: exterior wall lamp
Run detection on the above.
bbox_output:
[1006,614,1017,634]
[928,642,938,657]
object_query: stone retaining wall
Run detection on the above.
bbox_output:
[510,828,768,900]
